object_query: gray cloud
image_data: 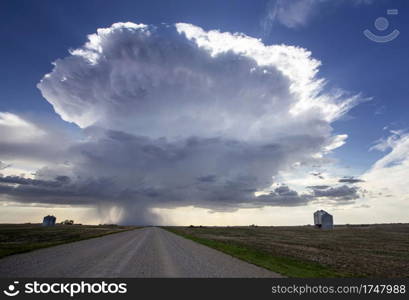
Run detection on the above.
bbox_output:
[255,185,312,207]
[310,171,324,179]
[196,175,217,183]
[308,184,361,203]
[0,175,70,188]
[0,161,11,170]
[0,113,73,166]
[307,185,330,190]
[338,177,365,184]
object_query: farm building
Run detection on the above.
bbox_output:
[62,219,74,225]
[42,215,56,226]
[313,210,333,229]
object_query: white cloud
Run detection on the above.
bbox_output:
[262,0,320,31]
[261,0,374,33]
[0,112,73,172]
[363,131,409,197]
[38,22,360,140]
[0,161,11,171]
[1,22,363,224]
[0,112,45,141]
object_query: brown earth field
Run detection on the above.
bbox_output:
[167,224,409,278]
[0,223,136,259]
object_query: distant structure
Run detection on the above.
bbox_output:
[61,219,74,225]
[42,215,56,226]
[314,210,333,229]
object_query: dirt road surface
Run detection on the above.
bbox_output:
[0,227,281,277]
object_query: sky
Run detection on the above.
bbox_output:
[0,0,408,225]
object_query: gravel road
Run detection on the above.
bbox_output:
[0,227,282,277]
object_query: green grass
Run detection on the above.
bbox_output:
[0,224,137,259]
[165,228,350,278]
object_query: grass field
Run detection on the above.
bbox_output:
[166,224,409,278]
[0,223,136,259]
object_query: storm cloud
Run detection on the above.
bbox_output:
[307,184,361,204]
[0,22,362,224]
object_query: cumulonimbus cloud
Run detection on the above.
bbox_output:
[1,22,363,224]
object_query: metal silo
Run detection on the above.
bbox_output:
[313,210,333,229]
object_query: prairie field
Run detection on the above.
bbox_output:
[0,223,135,259]
[167,224,409,278]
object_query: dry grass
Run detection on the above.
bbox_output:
[0,223,136,258]
[169,224,409,278]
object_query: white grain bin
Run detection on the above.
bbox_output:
[313,210,333,229]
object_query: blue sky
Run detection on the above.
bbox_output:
[0,0,408,225]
